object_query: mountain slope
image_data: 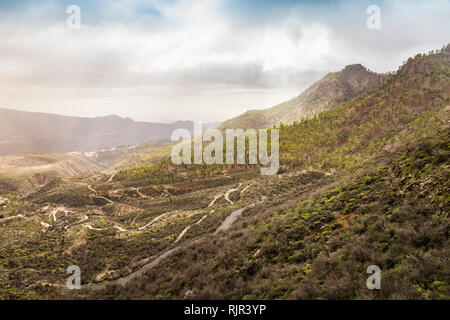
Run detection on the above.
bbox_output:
[0,46,448,300]
[0,153,103,194]
[110,47,450,185]
[219,64,390,130]
[278,47,450,171]
[96,45,449,300]
[108,64,390,171]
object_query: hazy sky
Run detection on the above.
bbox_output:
[0,0,449,122]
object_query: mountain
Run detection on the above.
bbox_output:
[0,108,219,156]
[96,45,448,299]
[278,46,450,171]
[0,153,103,194]
[97,64,391,169]
[0,45,448,300]
[219,64,390,130]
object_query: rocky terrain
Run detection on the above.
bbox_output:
[0,46,448,300]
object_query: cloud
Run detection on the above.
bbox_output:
[0,0,336,89]
[0,0,449,122]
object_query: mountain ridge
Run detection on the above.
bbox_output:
[219,63,391,130]
[0,108,219,156]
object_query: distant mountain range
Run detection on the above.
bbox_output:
[219,64,391,130]
[0,108,219,156]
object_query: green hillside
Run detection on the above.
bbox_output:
[103,64,390,172]
[219,64,390,130]
[84,45,450,299]
[110,141,175,171]
[278,47,450,171]
[114,46,449,184]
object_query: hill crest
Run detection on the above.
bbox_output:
[219,63,390,130]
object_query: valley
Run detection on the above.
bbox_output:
[0,46,448,300]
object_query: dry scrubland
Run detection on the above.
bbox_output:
[0,47,449,299]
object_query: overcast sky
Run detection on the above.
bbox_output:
[0,0,449,123]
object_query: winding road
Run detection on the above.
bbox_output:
[82,211,172,233]
[136,187,149,199]
[51,207,71,222]
[0,214,24,224]
[214,207,246,234]
[58,183,253,292]
[106,172,116,183]
[224,183,242,204]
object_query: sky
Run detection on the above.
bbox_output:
[0,0,449,123]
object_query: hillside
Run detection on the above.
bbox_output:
[278,47,450,171]
[219,64,390,130]
[105,64,390,169]
[0,45,448,300]
[94,45,449,299]
[0,153,102,195]
[109,141,176,171]
[0,108,218,156]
